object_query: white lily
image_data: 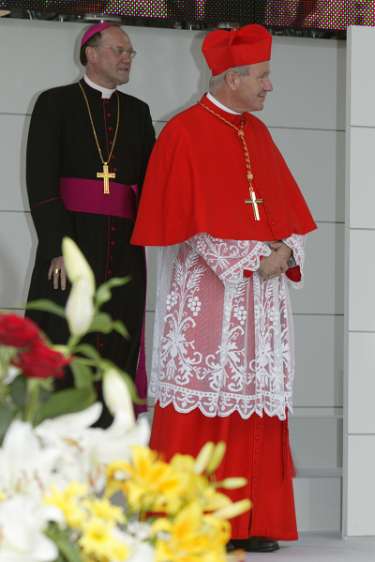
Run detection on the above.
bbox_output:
[126,540,155,562]
[35,403,104,486]
[112,527,154,562]
[2,365,19,385]
[35,401,149,489]
[0,421,60,499]
[0,496,58,562]
[82,415,150,467]
[62,237,95,294]
[103,368,135,431]
[36,402,102,439]
[65,277,95,336]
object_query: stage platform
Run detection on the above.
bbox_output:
[245,534,375,562]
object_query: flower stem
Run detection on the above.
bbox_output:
[24,378,40,424]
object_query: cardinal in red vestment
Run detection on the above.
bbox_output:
[132,23,316,553]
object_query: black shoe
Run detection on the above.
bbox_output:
[227,536,280,553]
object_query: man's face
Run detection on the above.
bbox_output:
[89,27,135,87]
[232,61,273,112]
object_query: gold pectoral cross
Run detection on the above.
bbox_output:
[245,189,263,221]
[97,162,116,195]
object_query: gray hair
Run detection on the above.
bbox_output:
[209,65,251,93]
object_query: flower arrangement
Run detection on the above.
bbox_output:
[0,238,250,562]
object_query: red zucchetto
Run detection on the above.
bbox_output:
[202,23,272,76]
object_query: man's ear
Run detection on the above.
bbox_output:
[225,71,240,92]
[85,45,97,65]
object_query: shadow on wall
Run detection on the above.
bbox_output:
[0,212,36,310]
[155,29,211,123]
[15,32,83,312]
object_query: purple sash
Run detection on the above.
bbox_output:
[60,177,138,219]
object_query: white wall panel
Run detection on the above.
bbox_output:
[0,20,345,130]
[347,436,375,536]
[0,20,82,114]
[294,477,341,533]
[271,129,345,223]
[344,26,375,537]
[0,20,205,118]
[153,121,166,137]
[0,212,36,309]
[349,26,375,127]
[0,115,30,212]
[294,315,343,408]
[290,417,342,470]
[291,223,344,315]
[348,332,375,434]
[263,37,345,131]
[348,127,375,228]
[348,229,375,332]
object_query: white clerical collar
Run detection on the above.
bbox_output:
[84,74,116,99]
[206,92,241,115]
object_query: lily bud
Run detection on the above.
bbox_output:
[218,477,247,490]
[65,278,95,336]
[194,441,214,474]
[103,369,135,430]
[213,499,252,520]
[62,237,95,294]
[206,441,226,474]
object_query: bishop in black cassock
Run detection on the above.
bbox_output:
[25,23,155,423]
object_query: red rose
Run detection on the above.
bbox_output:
[0,314,41,348]
[13,341,70,379]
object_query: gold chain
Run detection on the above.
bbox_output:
[79,81,120,166]
[199,102,255,188]
[199,101,263,221]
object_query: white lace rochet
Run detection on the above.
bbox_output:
[149,233,305,421]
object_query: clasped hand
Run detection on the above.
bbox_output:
[258,241,292,281]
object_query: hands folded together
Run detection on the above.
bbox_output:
[258,241,292,281]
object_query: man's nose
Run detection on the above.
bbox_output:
[264,78,273,92]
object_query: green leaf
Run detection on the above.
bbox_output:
[34,387,96,424]
[70,360,94,389]
[111,320,129,339]
[0,402,17,444]
[88,312,113,334]
[95,276,129,308]
[9,375,27,408]
[45,524,83,562]
[73,343,101,361]
[87,314,128,339]
[26,299,66,319]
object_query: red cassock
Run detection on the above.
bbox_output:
[132,95,316,540]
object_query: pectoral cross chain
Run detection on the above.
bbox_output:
[245,189,263,222]
[198,103,264,222]
[97,162,116,195]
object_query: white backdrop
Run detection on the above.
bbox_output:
[343,25,375,537]
[0,18,345,533]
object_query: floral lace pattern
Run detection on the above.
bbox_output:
[149,234,305,421]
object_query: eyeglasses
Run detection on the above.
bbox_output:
[99,45,137,59]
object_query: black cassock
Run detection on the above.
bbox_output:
[26,79,155,419]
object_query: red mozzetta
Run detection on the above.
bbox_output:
[132,95,316,247]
